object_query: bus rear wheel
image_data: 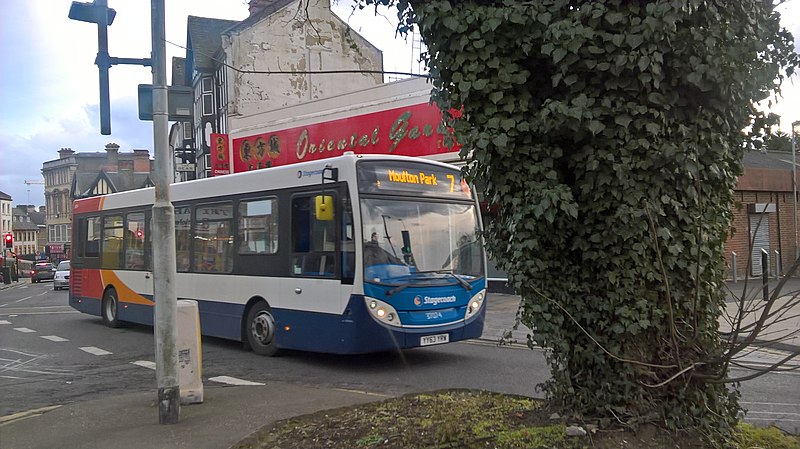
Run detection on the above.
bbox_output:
[101,288,122,328]
[245,302,278,356]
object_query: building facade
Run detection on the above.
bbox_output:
[11,206,46,259]
[180,0,383,180]
[43,148,78,260]
[41,143,155,261]
[0,191,11,241]
[725,150,800,280]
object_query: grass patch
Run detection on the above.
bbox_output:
[232,389,800,449]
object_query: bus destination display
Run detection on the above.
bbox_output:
[357,161,471,199]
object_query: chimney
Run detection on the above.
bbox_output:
[133,149,151,173]
[59,148,75,159]
[105,142,120,171]
[248,0,276,16]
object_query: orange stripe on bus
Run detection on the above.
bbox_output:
[100,270,154,306]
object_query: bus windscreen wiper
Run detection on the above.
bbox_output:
[413,270,472,291]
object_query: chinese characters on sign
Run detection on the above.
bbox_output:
[211,133,230,176]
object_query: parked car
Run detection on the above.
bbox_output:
[31,262,56,283]
[53,260,70,290]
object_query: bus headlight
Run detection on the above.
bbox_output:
[464,289,486,320]
[364,297,402,327]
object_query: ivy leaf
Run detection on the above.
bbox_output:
[492,133,509,147]
[615,115,633,128]
[553,48,567,63]
[626,33,644,49]
[587,120,606,135]
[606,12,625,25]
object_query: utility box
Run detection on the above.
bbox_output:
[177,300,204,404]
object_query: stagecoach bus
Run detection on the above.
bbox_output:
[69,152,487,355]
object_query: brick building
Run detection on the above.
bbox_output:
[41,143,154,261]
[725,150,800,279]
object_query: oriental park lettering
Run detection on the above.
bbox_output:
[296,127,380,160]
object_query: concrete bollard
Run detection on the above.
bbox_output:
[177,300,203,404]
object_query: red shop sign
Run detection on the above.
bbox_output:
[231,102,459,173]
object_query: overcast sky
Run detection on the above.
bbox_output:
[0,0,798,207]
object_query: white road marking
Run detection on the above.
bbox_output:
[15,296,32,303]
[79,346,112,356]
[0,375,23,379]
[132,361,156,370]
[36,292,47,297]
[0,311,78,316]
[0,352,72,376]
[0,304,8,308]
[12,328,36,333]
[40,336,69,342]
[0,405,62,425]
[0,320,10,325]
[208,376,264,386]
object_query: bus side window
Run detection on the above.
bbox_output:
[102,215,124,269]
[124,212,146,270]
[291,195,336,277]
[84,217,101,258]
[174,205,192,272]
[341,194,354,284]
[238,198,278,255]
[193,203,233,273]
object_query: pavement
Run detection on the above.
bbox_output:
[0,278,797,449]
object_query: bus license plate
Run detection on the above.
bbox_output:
[420,333,449,346]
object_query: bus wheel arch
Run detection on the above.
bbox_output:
[101,286,123,328]
[242,298,278,357]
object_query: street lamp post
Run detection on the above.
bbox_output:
[68,0,179,424]
[793,121,800,259]
[150,0,180,424]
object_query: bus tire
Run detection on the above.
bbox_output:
[245,302,278,356]
[101,288,122,328]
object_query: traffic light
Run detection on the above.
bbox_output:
[3,233,12,248]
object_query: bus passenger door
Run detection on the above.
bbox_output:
[283,193,346,317]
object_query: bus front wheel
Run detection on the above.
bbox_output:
[245,302,278,356]
[101,288,122,328]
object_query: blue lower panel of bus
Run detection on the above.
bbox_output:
[271,295,486,354]
[69,295,243,341]
[69,294,486,355]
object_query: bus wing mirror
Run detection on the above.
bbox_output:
[315,195,334,221]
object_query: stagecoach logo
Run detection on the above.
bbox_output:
[297,169,325,179]
[415,295,457,307]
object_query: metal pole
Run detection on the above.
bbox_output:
[731,251,737,284]
[95,0,111,135]
[775,250,780,279]
[762,248,769,301]
[793,121,799,259]
[151,0,179,424]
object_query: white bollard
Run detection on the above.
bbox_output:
[177,300,203,404]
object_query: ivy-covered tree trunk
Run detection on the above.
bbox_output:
[393,0,798,443]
